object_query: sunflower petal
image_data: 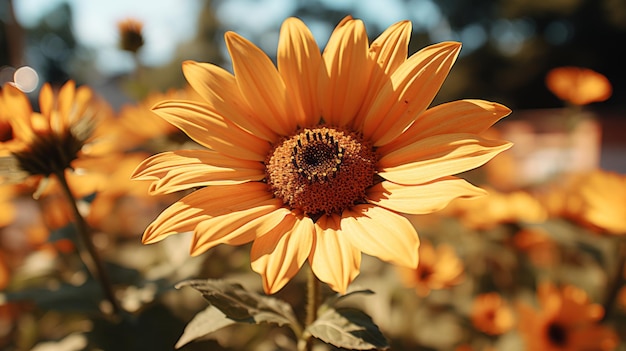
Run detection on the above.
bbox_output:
[142,183,272,244]
[225,31,296,136]
[38,83,54,119]
[379,133,513,185]
[362,42,462,145]
[132,149,265,194]
[341,204,419,268]
[251,212,314,294]
[182,61,277,141]
[318,18,372,127]
[190,199,286,256]
[367,177,487,214]
[309,213,361,294]
[152,100,270,161]
[379,99,511,155]
[354,20,412,128]
[278,17,322,127]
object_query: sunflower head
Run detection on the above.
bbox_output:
[132,16,512,294]
[0,81,106,185]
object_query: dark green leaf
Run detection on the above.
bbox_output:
[176,279,298,328]
[175,305,237,349]
[307,307,389,350]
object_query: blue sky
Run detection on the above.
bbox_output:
[14,0,203,74]
[12,0,497,75]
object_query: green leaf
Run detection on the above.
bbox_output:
[307,307,389,350]
[175,305,237,349]
[176,279,299,328]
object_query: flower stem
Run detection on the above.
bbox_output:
[297,264,320,351]
[54,170,121,316]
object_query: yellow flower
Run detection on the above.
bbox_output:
[543,170,626,235]
[0,81,116,198]
[470,292,515,335]
[396,241,464,297]
[445,187,547,230]
[107,87,197,152]
[517,282,619,351]
[132,16,512,294]
[545,66,612,106]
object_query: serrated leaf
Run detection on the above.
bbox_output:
[175,305,236,349]
[307,307,389,350]
[176,279,298,328]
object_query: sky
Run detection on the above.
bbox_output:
[11,0,517,79]
[12,0,461,75]
[13,0,204,74]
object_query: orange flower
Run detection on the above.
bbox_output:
[517,282,619,351]
[132,16,511,294]
[117,18,144,53]
[513,227,558,267]
[109,87,196,152]
[445,187,547,230]
[545,67,612,106]
[544,170,626,235]
[470,292,515,335]
[0,81,116,196]
[396,241,464,296]
[88,152,173,237]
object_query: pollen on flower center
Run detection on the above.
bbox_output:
[265,126,377,216]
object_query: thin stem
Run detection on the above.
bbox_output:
[297,264,320,351]
[54,170,121,316]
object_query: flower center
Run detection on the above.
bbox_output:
[13,131,84,176]
[265,126,377,216]
[547,322,567,346]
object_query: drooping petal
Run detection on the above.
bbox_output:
[278,17,322,128]
[225,31,296,136]
[361,42,462,146]
[353,20,412,128]
[318,18,372,127]
[309,213,361,294]
[152,100,270,161]
[190,200,286,256]
[182,61,278,142]
[142,183,273,244]
[379,133,513,185]
[132,149,265,194]
[251,212,314,294]
[341,204,419,268]
[379,99,511,155]
[367,177,487,214]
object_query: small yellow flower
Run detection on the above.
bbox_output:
[470,292,515,335]
[543,170,626,235]
[517,282,619,351]
[133,16,512,294]
[396,241,464,296]
[546,66,612,106]
[0,81,116,198]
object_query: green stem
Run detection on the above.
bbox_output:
[297,264,320,351]
[54,170,121,316]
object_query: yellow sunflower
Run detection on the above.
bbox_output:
[132,16,512,294]
[0,80,116,197]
